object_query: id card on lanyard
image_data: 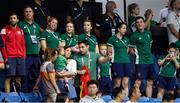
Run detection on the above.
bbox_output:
[26,24,38,44]
[81,53,91,69]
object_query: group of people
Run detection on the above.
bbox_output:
[1,0,180,102]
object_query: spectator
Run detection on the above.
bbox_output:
[108,87,126,103]
[56,93,69,103]
[31,0,51,31]
[167,0,180,44]
[0,35,4,70]
[79,80,105,103]
[95,1,123,43]
[144,9,158,30]
[128,3,140,32]
[1,12,26,92]
[60,22,79,55]
[129,16,154,97]
[107,22,131,96]
[157,43,180,97]
[33,48,60,102]
[128,3,153,32]
[162,93,175,103]
[73,40,111,101]
[66,0,90,35]
[159,0,171,27]
[98,43,112,95]
[78,20,99,53]
[126,85,141,103]
[40,17,61,52]
[18,6,41,92]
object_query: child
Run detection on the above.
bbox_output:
[157,43,180,98]
[78,20,99,53]
[98,43,112,95]
[33,48,60,102]
[54,47,69,92]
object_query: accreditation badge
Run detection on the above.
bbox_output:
[30,35,38,44]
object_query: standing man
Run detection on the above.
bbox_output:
[95,1,123,43]
[18,6,41,92]
[66,0,90,35]
[1,12,26,92]
[74,40,111,101]
[129,16,154,98]
[31,0,51,31]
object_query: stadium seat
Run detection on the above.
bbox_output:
[19,92,43,102]
[137,96,150,102]
[102,95,112,102]
[0,92,22,102]
[175,98,180,103]
[150,97,162,103]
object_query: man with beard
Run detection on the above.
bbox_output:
[1,12,26,92]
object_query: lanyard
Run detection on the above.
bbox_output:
[116,35,128,48]
[46,29,59,40]
[26,24,36,35]
[81,52,91,69]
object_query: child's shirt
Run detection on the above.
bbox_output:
[54,55,67,71]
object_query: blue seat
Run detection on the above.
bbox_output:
[175,98,180,103]
[19,92,43,102]
[0,92,22,102]
[150,97,162,103]
[137,96,150,102]
[102,95,112,102]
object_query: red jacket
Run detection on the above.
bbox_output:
[0,25,26,60]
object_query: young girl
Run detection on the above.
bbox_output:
[107,22,131,96]
[78,20,99,53]
[33,48,60,102]
[157,43,180,98]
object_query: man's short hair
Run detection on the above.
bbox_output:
[162,93,174,102]
[78,40,89,46]
[106,1,116,10]
[135,16,145,22]
[9,12,19,19]
[87,80,99,87]
[112,86,124,98]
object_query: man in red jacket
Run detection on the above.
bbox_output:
[1,12,26,93]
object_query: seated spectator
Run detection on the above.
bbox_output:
[56,93,69,103]
[126,85,141,103]
[33,48,60,102]
[79,80,105,103]
[162,93,175,103]
[108,86,126,103]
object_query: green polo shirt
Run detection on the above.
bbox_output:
[108,35,130,63]
[159,56,180,77]
[74,52,100,86]
[130,29,153,64]
[99,57,111,77]
[175,40,180,51]
[18,21,40,55]
[78,33,98,52]
[60,33,78,47]
[40,30,60,49]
